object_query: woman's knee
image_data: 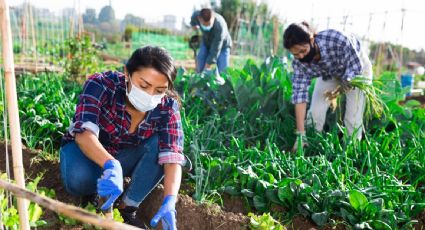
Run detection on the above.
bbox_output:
[63,170,97,196]
[60,142,100,196]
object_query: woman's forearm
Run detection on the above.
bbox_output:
[295,103,307,132]
[75,130,114,168]
[163,163,182,198]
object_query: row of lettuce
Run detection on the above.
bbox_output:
[0,57,423,229]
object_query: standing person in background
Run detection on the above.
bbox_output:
[190,8,232,74]
[60,46,185,229]
[282,22,373,152]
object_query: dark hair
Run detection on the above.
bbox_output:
[283,22,316,49]
[200,8,212,21]
[126,46,181,106]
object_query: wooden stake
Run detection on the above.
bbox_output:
[0,0,30,229]
[0,179,144,230]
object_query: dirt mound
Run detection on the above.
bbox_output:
[139,186,248,230]
[415,210,425,230]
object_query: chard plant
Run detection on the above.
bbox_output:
[0,173,55,229]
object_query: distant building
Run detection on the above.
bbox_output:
[161,15,177,31]
[34,8,54,18]
[62,8,77,18]
[146,14,178,31]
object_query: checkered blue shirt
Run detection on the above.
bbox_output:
[291,29,363,104]
[62,71,185,165]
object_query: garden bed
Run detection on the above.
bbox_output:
[1,63,424,229]
[6,141,422,229]
[1,138,425,230]
[0,141,249,229]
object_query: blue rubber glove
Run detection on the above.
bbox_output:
[150,195,177,230]
[97,159,123,211]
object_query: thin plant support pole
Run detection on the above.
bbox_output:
[0,68,7,230]
[399,8,406,75]
[20,1,27,64]
[0,179,144,230]
[69,13,74,37]
[28,0,37,68]
[1,66,12,208]
[77,0,83,37]
[376,11,388,76]
[0,0,31,229]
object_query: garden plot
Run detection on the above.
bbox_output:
[0,59,424,229]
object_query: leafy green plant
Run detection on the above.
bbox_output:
[0,173,55,229]
[59,202,123,228]
[16,73,80,157]
[177,60,424,228]
[1,174,20,230]
[341,190,393,230]
[1,57,423,229]
[249,212,285,230]
[64,35,101,80]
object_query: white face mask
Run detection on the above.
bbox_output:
[200,23,213,31]
[126,76,164,112]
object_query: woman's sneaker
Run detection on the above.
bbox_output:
[119,206,146,228]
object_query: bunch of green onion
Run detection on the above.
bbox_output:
[349,77,387,120]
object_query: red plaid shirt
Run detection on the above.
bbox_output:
[62,71,185,165]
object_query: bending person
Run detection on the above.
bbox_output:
[283,22,373,151]
[60,46,185,229]
[190,8,232,74]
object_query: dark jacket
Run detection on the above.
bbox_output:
[190,11,232,64]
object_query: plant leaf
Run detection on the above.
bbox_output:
[349,190,369,212]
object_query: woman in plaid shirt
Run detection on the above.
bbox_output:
[60,46,184,229]
[283,22,373,151]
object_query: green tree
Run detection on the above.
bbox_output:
[214,0,242,36]
[214,0,271,38]
[124,25,138,42]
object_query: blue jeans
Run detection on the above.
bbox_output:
[60,134,164,207]
[196,41,230,74]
